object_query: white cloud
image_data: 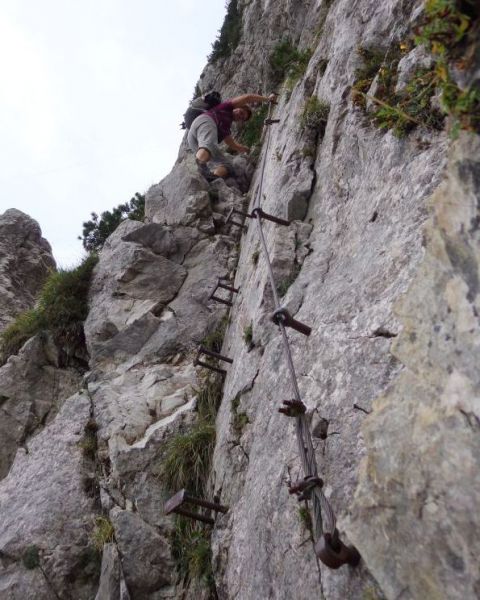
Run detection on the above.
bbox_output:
[0,0,227,265]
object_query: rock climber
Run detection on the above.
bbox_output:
[187,93,277,180]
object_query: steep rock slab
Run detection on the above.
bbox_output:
[0,209,55,333]
[207,1,451,599]
[0,334,82,480]
[348,135,480,600]
[0,392,99,600]
[85,220,189,366]
[145,156,212,232]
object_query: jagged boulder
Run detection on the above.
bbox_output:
[0,333,82,480]
[0,391,99,600]
[348,134,480,600]
[0,209,55,334]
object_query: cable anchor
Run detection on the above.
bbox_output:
[315,529,361,569]
[164,489,228,525]
[288,476,323,501]
[251,207,290,226]
[279,399,307,417]
[271,307,312,336]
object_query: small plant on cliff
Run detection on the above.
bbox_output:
[91,516,115,551]
[171,517,214,587]
[0,254,98,363]
[243,323,253,347]
[269,39,312,89]
[208,0,243,62]
[79,192,145,253]
[200,315,229,354]
[300,96,330,130]
[351,2,480,136]
[238,104,268,148]
[22,545,40,570]
[195,374,224,423]
[162,421,216,497]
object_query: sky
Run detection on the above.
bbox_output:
[0,0,226,266]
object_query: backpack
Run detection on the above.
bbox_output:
[181,91,222,129]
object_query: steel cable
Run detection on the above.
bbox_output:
[249,101,337,538]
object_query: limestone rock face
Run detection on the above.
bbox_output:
[0,392,99,600]
[1,1,479,599]
[0,209,55,333]
[0,333,82,480]
[347,134,480,600]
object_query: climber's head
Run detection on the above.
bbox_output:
[233,106,252,122]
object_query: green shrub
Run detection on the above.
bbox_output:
[195,375,224,423]
[79,193,145,253]
[171,518,214,587]
[0,310,44,361]
[414,0,475,55]
[1,254,98,362]
[352,3,480,136]
[22,545,40,570]
[209,0,243,62]
[91,517,115,551]
[300,96,330,130]
[242,323,253,347]
[201,316,228,354]
[238,104,268,148]
[269,40,312,89]
[162,421,216,497]
[351,47,387,110]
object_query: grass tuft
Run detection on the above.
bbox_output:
[300,96,330,130]
[0,254,98,363]
[91,517,115,552]
[270,39,312,89]
[242,323,253,347]
[162,421,216,497]
[171,517,214,586]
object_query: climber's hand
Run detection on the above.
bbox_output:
[268,93,278,104]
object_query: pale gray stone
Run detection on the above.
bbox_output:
[0,334,81,480]
[0,392,98,599]
[347,134,480,600]
[110,509,173,598]
[0,209,55,334]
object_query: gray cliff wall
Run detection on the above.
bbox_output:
[0,1,479,599]
[0,209,56,333]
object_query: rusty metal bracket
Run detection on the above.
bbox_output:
[264,118,280,125]
[225,207,250,224]
[194,346,233,376]
[164,489,228,525]
[271,307,312,336]
[193,358,226,376]
[279,399,307,417]
[209,278,240,306]
[217,280,239,294]
[251,207,290,226]
[288,476,324,498]
[198,345,233,364]
[315,529,361,569]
